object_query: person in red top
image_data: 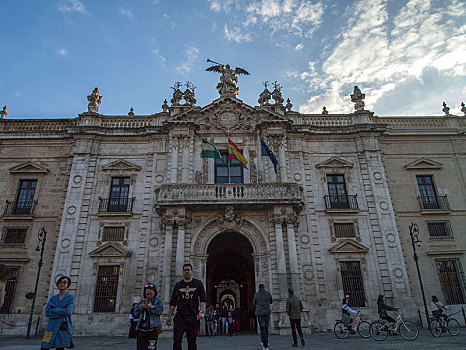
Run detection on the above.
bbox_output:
[166,263,206,350]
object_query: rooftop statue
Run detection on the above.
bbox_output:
[87,87,102,113]
[206,59,250,97]
[0,105,7,119]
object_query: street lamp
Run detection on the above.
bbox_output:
[26,226,47,338]
[409,222,430,330]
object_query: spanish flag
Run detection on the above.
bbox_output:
[228,138,248,170]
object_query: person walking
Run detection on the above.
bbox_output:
[213,303,220,336]
[166,263,206,350]
[128,303,139,339]
[220,301,229,335]
[0,264,10,309]
[286,289,305,347]
[253,283,273,350]
[40,276,74,350]
[133,283,163,350]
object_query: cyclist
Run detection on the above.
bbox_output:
[341,295,358,334]
[431,295,450,328]
[377,295,399,331]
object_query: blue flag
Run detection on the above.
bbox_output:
[260,138,278,174]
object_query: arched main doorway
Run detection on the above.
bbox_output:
[206,231,255,317]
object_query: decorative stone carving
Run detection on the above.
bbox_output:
[0,105,7,119]
[322,106,328,115]
[171,82,183,105]
[183,82,196,106]
[202,158,208,184]
[442,102,450,115]
[258,82,271,106]
[350,86,365,111]
[128,107,135,116]
[205,60,250,97]
[250,162,258,183]
[87,87,102,113]
[162,99,169,112]
[285,98,293,112]
[272,81,284,105]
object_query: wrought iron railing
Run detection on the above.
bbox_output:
[324,195,358,210]
[427,220,454,239]
[3,200,37,216]
[0,227,27,246]
[155,183,304,206]
[417,195,450,211]
[98,197,134,213]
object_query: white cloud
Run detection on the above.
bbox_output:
[298,0,466,115]
[152,48,166,62]
[224,24,252,43]
[58,48,68,57]
[57,0,87,15]
[295,43,303,50]
[119,7,134,20]
[209,0,237,13]
[176,47,200,74]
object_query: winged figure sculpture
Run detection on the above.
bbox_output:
[206,59,250,97]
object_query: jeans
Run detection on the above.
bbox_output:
[290,318,304,345]
[257,314,270,348]
[213,320,218,335]
[173,315,199,350]
[206,321,214,336]
[221,317,228,334]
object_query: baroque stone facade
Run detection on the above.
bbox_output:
[0,84,465,336]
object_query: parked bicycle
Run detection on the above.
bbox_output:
[369,310,419,341]
[334,311,371,339]
[429,310,460,337]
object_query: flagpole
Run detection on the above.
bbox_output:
[227,130,231,184]
[200,125,204,184]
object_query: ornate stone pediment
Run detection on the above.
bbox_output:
[102,159,141,172]
[404,158,443,170]
[328,239,369,254]
[89,242,131,258]
[316,157,353,169]
[9,161,49,174]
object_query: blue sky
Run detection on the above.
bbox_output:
[0,0,464,119]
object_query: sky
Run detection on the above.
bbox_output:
[0,0,465,119]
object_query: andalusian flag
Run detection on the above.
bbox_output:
[228,138,248,169]
[202,138,225,163]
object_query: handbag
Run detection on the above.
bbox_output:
[155,326,162,335]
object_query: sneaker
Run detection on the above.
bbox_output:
[301,337,305,346]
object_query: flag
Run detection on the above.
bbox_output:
[260,137,278,174]
[228,138,248,169]
[202,138,225,163]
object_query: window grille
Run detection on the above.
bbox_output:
[427,221,453,239]
[0,266,20,314]
[102,226,125,241]
[1,227,28,246]
[334,223,356,238]
[94,265,120,312]
[436,259,465,304]
[340,261,366,307]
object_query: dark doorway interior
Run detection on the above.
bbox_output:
[206,231,255,322]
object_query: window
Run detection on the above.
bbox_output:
[436,259,465,304]
[326,175,349,208]
[340,261,366,307]
[427,220,453,239]
[215,154,244,184]
[108,177,130,212]
[94,265,120,312]
[0,266,20,314]
[14,180,37,214]
[0,227,28,246]
[416,175,438,209]
[334,223,356,238]
[102,226,125,242]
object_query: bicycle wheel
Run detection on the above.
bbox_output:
[429,318,442,338]
[369,321,388,341]
[399,320,419,341]
[357,320,371,338]
[334,321,350,339]
[447,318,460,336]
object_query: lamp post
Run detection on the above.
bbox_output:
[26,226,47,338]
[408,222,430,330]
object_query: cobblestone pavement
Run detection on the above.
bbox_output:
[1,329,466,350]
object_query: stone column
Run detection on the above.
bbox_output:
[181,137,189,183]
[273,216,288,300]
[170,136,179,183]
[278,137,287,182]
[286,215,300,295]
[161,219,174,302]
[175,219,186,281]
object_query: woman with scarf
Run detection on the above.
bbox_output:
[133,283,163,350]
[40,276,74,350]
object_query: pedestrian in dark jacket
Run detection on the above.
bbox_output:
[377,295,399,330]
[253,284,273,350]
[286,289,305,347]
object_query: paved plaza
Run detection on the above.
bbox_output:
[1,330,466,350]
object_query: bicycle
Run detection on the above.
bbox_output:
[369,310,419,341]
[429,310,460,337]
[334,311,371,339]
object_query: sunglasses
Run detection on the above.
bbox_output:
[145,283,155,287]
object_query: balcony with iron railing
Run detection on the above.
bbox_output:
[324,194,359,213]
[155,183,304,211]
[417,195,450,213]
[2,200,37,217]
[98,197,135,214]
